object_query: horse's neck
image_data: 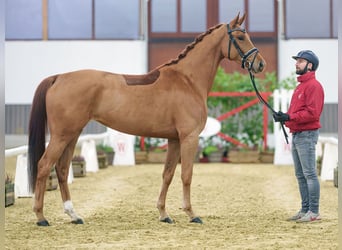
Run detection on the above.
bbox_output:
[171,27,225,96]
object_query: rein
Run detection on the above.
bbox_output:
[227,24,289,144]
[248,71,289,144]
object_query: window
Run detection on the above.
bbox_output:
[285,0,336,39]
[6,0,144,40]
[95,0,140,39]
[150,0,276,38]
[151,0,177,33]
[218,0,244,24]
[48,0,92,39]
[332,0,338,38]
[5,0,42,40]
[248,0,274,32]
[181,0,206,33]
[150,0,206,36]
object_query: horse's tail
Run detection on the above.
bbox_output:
[28,75,58,193]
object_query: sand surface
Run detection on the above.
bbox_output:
[5,161,338,249]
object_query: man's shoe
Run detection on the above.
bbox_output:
[296,211,321,223]
[286,211,306,221]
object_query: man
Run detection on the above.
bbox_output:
[273,50,324,223]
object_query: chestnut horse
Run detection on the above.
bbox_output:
[28,13,265,226]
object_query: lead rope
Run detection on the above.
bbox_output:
[248,71,289,144]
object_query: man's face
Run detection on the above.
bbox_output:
[295,58,312,75]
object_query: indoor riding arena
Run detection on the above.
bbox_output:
[5,1,338,249]
[5,159,337,249]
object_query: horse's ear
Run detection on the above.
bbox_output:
[231,12,240,27]
[238,13,246,25]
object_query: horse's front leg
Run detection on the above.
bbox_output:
[157,139,180,223]
[180,135,202,224]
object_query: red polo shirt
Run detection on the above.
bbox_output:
[285,71,324,133]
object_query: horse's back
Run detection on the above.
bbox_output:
[47,69,122,101]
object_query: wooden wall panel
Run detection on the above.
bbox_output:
[148,40,277,77]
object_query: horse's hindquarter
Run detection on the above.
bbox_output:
[45,70,109,134]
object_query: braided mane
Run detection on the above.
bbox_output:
[160,24,223,68]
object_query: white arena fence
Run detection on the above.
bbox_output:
[317,136,338,181]
[5,132,108,157]
[5,130,137,198]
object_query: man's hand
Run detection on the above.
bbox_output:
[273,111,290,122]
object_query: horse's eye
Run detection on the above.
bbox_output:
[237,36,244,41]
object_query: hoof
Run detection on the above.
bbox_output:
[190,217,203,224]
[71,218,84,224]
[160,217,174,224]
[36,220,50,226]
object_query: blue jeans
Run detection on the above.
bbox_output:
[291,130,320,214]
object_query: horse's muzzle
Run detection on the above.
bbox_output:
[257,60,266,72]
[252,59,266,74]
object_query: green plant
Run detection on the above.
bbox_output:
[207,67,296,150]
[96,144,114,153]
[200,136,228,157]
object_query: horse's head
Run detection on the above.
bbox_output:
[222,13,266,74]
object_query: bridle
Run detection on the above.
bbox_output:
[227,24,259,71]
[227,23,289,144]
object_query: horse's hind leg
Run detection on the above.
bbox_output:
[55,135,83,224]
[157,139,180,223]
[33,137,71,226]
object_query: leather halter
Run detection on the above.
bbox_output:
[227,24,259,71]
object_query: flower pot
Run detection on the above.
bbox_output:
[147,151,167,163]
[135,151,148,164]
[46,168,58,191]
[96,144,114,166]
[259,151,274,163]
[106,151,115,166]
[72,161,86,177]
[229,150,260,163]
[97,154,108,169]
[5,183,15,207]
[208,151,223,162]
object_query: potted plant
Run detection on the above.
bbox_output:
[134,136,148,164]
[96,144,115,166]
[143,137,168,163]
[72,155,86,177]
[5,173,15,207]
[96,146,108,169]
[200,136,227,163]
[138,137,201,163]
[259,147,275,163]
[46,167,58,191]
